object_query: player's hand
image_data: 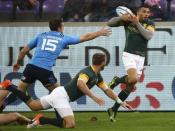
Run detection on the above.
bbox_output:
[13,63,20,72]
[121,101,133,110]
[121,13,133,22]
[92,96,105,106]
[99,26,112,36]
[128,15,139,24]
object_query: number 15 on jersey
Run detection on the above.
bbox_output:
[41,38,59,52]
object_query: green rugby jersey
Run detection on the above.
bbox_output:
[64,66,103,101]
[124,19,155,57]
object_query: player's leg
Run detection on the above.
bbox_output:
[0,81,44,111]
[35,66,59,92]
[0,113,21,124]
[108,52,138,121]
[28,86,75,128]
[0,82,32,112]
[0,90,10,112]
[28,108,75,128]
[41,86,75,128]
[0,112,31,124]
[108,75,127,89]
[0,90,9,101]
[38,109,75,128]
[15,112,31,124]
[1,64,35,111]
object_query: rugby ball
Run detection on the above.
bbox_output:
[116,6,134,16]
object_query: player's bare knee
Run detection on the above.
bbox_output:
[64,122,75,128]
[28,103,39,111]
[127,77,137,84]
[63,117,75,128]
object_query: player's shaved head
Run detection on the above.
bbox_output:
[49,18,63,31]
[92,53,106,65]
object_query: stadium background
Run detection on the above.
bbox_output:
[0,22,175,111]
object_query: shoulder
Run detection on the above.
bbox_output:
[145,19,155,26]
[79,66,93,76]
[79,66,91,73]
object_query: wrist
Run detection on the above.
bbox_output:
[17,60,21,65]
[115,97,123,105]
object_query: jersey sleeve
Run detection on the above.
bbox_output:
[146,20,155,32]
[97,81,108,91]
[96,74,108,90]
[78,73,89,83]
[27,34,40,49]
[63,35,80,46]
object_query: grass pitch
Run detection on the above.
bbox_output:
[0,112,175,131]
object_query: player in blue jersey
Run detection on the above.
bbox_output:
[0,18,112,111]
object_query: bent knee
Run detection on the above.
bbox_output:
[65,122,75,128]
[64,117,75,128]
[127,77,138,84]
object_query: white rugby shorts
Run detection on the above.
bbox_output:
[122,52,145,76]
[40,86,73,118]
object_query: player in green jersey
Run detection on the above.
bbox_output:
[107,4,155,122]
[0,53,132,128]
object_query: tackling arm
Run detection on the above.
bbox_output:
[98,82,133,109]
[97,81,123,104]
[77,74,105,105]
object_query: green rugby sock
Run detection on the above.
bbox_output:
[112,90,129,112]
[118,75,128,84]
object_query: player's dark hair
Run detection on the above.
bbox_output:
[49,19,63,31]
[137,4,150,12]
[92,53,106,65]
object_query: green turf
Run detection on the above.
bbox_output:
[0,112,175,131]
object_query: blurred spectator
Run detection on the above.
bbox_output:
[84,0,110,22]
[63,0,86,21]
[144,0,160,6]
[67,13,83,22]
[144,0,165,20]
[14,0,39,10]
[12,0,44,20]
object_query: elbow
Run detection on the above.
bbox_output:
[146,35,153,40]
[107,22,112,27]
[144,32,154,40]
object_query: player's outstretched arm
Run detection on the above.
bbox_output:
[13,44,30,72]
[77,79,105,105]
[79,26,111,43]
[98,83,132,110]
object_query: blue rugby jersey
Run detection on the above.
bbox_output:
[28,31,80,71]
